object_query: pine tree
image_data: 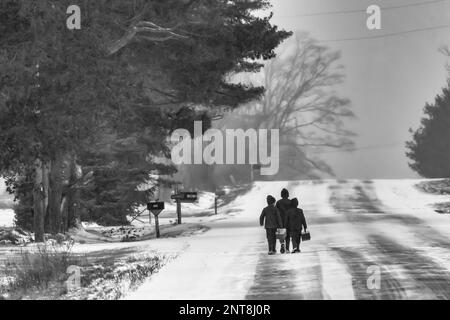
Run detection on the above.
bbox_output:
[0,0,291,237]
[406,80,450,178]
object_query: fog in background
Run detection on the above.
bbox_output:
[264,0,450,179]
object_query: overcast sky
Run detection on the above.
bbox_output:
[265,0,450,179]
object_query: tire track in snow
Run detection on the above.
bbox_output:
[245,247,324,300]
[328,181,450,299]
[368,234,450,299]
[332,247,406,299]
[329,181,450,248]
[362,181,450,248]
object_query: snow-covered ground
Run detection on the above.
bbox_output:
[0,209,14,228]
[0,178,14,228]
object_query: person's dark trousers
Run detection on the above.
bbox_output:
[266,228,277,252]
[296,232,302,250]
[285,230,291,251]
[290,230,301,250]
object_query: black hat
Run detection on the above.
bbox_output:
[291,198,299,207]
[267,195,276,205]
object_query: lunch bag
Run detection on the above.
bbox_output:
[301,230,311,241]
[276,228,286,240]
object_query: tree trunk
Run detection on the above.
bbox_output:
[48,155,64,234]
[67,186,81,229]
[60,193,69,233]
[67,159,82,230]
[33,160,45,242]
[44,161,51,233]
[48,153,77,234]
[61,154,79,232]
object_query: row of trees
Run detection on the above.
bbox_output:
[0,0,291,240]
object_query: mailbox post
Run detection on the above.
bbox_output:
[147,202,165,238]
[176,200,181,224]
[171,191,198,224]
[214,190,225,215]
[251,164,261,182]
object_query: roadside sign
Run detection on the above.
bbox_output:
[147,201,165,216]
[182,192,198,202]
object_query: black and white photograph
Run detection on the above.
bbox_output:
[0,0,450,306]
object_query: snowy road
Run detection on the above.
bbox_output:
[123,179,450,300]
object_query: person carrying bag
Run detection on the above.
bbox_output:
[285,198,308,253]
[276,188,291,253]
[276,228,287,242]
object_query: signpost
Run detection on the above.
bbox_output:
[147,201,165,238]
[251,164,261,182]
[171,191,198,224]
[214,190,225,215]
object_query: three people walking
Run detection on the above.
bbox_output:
[260,189,308,255]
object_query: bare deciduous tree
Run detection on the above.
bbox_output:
[220,33,356,179]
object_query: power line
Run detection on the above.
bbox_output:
[309,142,406,154]
[280,0,449,18]
[317,23,450,43]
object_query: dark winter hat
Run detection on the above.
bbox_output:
[291,198,299,208]
[281,188,289,198]
[267,195,276,205]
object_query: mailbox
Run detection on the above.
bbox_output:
[171,192,198,203]
[147,202,165,216]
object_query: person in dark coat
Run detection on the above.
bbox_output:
[276,188,291,253]
[260,195,283,255]
[285,198,307,253]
